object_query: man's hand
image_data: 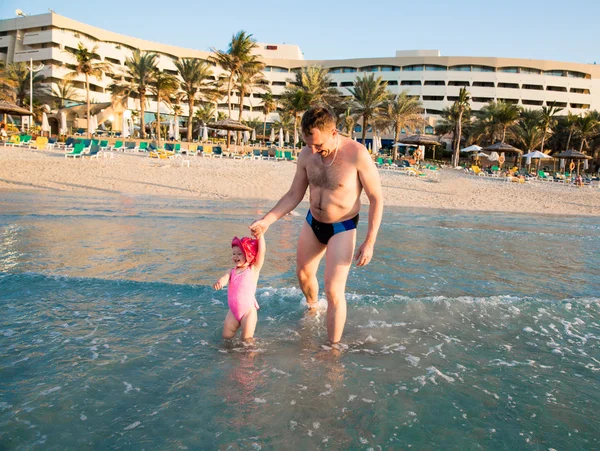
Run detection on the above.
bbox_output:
[249,218,270,238]
[354,240,374,267]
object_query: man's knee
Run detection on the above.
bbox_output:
[324,285,345,305]
[296,266,315,285]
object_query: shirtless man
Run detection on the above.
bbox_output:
[250,106,383,344]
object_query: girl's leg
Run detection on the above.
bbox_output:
[240,308,258,341]
[223,310,240,339]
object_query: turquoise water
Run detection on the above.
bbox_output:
[1,191,599,449]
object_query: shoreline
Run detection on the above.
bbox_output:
[1,146,599,217]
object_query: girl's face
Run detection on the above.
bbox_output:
[232,246,247,267]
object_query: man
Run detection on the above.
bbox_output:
[250,106,383,344]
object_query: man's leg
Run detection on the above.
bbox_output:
[296,221,327,308]
[324,229,356,343]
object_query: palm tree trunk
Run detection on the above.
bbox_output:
[579,139,585,153]
[540,130,546,153]
[263,114,267,145]
[86,73,90,138]
[157,94,161,146]
[565,131,572,151]
[393,125,400,161]
[361,114,368,144]
[453,113,463,168]
[187,97,194,142]
[501,126,507,143]
[140,92,146,139]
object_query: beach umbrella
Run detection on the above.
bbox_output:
[372,135,379,154]
[243,130,250,143]
[398,134,441,160]
[487,152,499,161]
[523,150,553,168]
[168,119,174,139]
[251,129,256,141]
[279,128,284,148]
[122,111,131,138]
[41,112,50,136]
[89,115,98,135]
[0,100,32,116]
[202,125,208,141]
[207,118,252,149]
[483,141,522,168]
[285,130,290,143]
[270,128,275,142]
[556,149,591,175]
[460,144,482,153]
[59,111,67,135]
[174,120,180,141]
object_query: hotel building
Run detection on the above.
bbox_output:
[2,12,599,139]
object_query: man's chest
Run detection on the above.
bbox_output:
[306,162,357,190]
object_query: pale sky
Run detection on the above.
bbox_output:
[2,0,599,64]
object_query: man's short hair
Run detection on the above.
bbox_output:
[301,106,336,136]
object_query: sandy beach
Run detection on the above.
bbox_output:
[1,146,599,216]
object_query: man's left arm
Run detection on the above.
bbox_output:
[355,148,384,267]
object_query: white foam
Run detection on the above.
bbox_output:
[254,398,266,403]
[123,382,133,393]
[2,329,15,337]
[426,367,455,383]
[406,355,420,366]
[39,386,61,396]
[123,421,140,430]
[80,414,87,421]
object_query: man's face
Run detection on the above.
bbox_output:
[303,127,337,154]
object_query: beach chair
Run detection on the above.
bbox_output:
[111,140,124,151]
[252,149,262,160]
[124,141,137,152]
[164,143,174,151]
[99,140,109,151]
[47,137,57,150]
[18,135,32,147]
[138,141,148,152]
[174,143,181,153]
[537,170,553,182]
[284,151,295,161]
[6,135,20,147]
[82,144,101,159]
[74,128,85,136]
[65,143,85,158]
[33,136,48,150]
[202,146,213,158]
[275,150,284,161]
[212,146,224,158]
[261,149,271,160]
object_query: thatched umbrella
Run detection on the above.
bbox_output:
[0,101,32,129]
[556,149,592,175]
[483,141,523,168]
[397,134,442,161]
[207,118,252,150]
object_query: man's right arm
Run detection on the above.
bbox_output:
[250,150,309,236]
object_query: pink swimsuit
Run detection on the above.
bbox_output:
[227,267,259,321]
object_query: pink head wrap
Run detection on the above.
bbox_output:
[231,236,258,265]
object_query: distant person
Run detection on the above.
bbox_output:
[213,234,266,342]
[0,123,7,140]
[249,106,383,345]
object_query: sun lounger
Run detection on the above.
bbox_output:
[212,146,224,158]
[283,151,295,161]
[65,143,85,158]
[82,144,101,159]
[124,141,137,152]
[111,140,124,151]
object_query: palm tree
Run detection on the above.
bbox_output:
[292,65,342,108]
[490,101,521,142]
[210,30,263,119]
[51,80,81,109]
[450,87,471,167]
[539,101,563,153]
[575,112,599,153]
[380,91,425,160]
[124,50,158,138]
[510,110,544,151]
[564,111,579,151]
[174,58,214,142]
[150,70,178,145]
[235,64,269,120]
[348,73,389,143]
[280,87,311,146]
[5,61,47,107]
[260,92,277,141]
[65,43,112,137]
[0,61,19,102]
[342,107,355,138]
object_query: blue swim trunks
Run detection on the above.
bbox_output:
[306,210,359,244]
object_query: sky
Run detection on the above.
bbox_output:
[2,0,599,64]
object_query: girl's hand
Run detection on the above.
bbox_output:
[213,281,222,290]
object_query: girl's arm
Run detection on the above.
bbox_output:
[253,234,266,271]
[213,271,230,290]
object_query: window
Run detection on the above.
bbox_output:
[570,88,590,94]
[328,82,338,87]
[570,103,590,109]
[544,70,565,77]
[423,96,444,101]
[472,81,494,88]
[386,80,398,85]
[522,84,543,90]
[340,81,354,87]
[425,126,434,134]
[361,66,379,72]
[498,98,518,104]
[520,67,542,74]
[522,99,543,106]
[449,65,471,71]
[547,86,567,92]
[426,109,443,115]
[403,65,423,71]
[472,65,495,72]
[498,82,519,89]
[472,97,494,103]
[381,66,400,72]
[553,102,567,107]
[567,71,587,78]
[448,81,469,86]
[272,81,287,86]
[424,65,446,71]
[400,80,421,86]
[447,96,459,102]
[329,68,342,74]
[499,67,519,73]
[424,80,445,86]
[105,57,121,65]
[266,66,288,73]
[354,125,362,132]
[343,68,357,73]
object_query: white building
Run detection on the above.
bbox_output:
[2,11,599,138]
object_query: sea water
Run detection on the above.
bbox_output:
[1,191,599,449]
